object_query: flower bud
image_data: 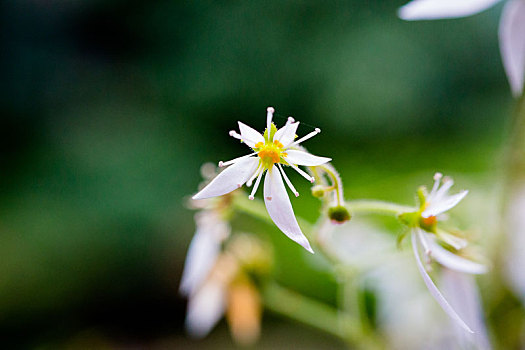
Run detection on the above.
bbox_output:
[328,205,351,224]
[311,185,326,198]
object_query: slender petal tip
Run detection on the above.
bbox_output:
[267,107,275,113]
[229,130,236,136]
[249,195,254,200]
[434,172,443,180]
[315,128,321,133]
[288,116,295,123]
[218,161,224,167]
[294,192,299,197]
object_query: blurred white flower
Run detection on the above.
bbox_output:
[185,253,239,338]
[179,210,230,297]
[398,0,525,96]
[184,234,269,345]
[401,173,488,334]
[193,107,332,253]
[504,184,525,304]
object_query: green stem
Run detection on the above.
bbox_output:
[346,200,414,216]
[503,93,525,201]
[262,282,360,341]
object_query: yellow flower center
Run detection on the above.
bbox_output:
[255,140,287,168]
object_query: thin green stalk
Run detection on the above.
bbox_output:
[347,200,414,216]
[262,282,360,341]
[503,93,525,202]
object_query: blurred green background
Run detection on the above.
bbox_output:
[1,0,514,348]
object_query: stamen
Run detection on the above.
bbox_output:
[286,116,295,125]
[289,163,315,183]
[289,128,321,147]
[430,172,442,196]
[249,168,264,200]
[246,164,263,187]
[417,229,431,256]
[266,107,274,142]
[218,152,257,167]
[278,164,299,197]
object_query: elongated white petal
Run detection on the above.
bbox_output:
[263,168,314,253]
[193,157,259,199]
[423,190,468,217]
[398,0,501,20]
[179,230,221,296]
[428,236,488,274]
[284,150,331,167]
[499,0,525,97]
[411,233,474,333]
[274,122,299,147]
[180,213,230,296]
[441,269,492,349]
[185,279,227,338]
[238,122,265,148]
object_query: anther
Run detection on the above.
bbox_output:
[218,161,224,167]
[267,107,275,113]
[433,172,443,181]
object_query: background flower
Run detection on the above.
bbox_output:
[399,0,525,96]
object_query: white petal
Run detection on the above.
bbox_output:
[499,0,525,97]
[423,190,468,217]
[263,168,314,253]
[274,122,299,147]
[238,122,265,148]
[185,279,227,338]
[193,157,259,199]
[441,269,492,349]
[179,230,222,296]
[284,150,331,166]
[398,0,501,20]
[428,236,488,274]
[436,229,468,250]
[411,233,474,333]
[179,214,230,296]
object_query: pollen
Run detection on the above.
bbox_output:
[258,149,280,164]
[421,215,437,227]
[256,139,285,167]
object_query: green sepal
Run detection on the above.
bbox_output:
[398,211,419,227]
[263,123,278,142]
[417,186,427,210]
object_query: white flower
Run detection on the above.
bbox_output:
[184,234,268,343]
[398,0,525,96]
[185,253,239,338]
[408,173,488,333]
[193,107,332,253]
[179,210,230,297]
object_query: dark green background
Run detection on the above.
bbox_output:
[1,0,512,348]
